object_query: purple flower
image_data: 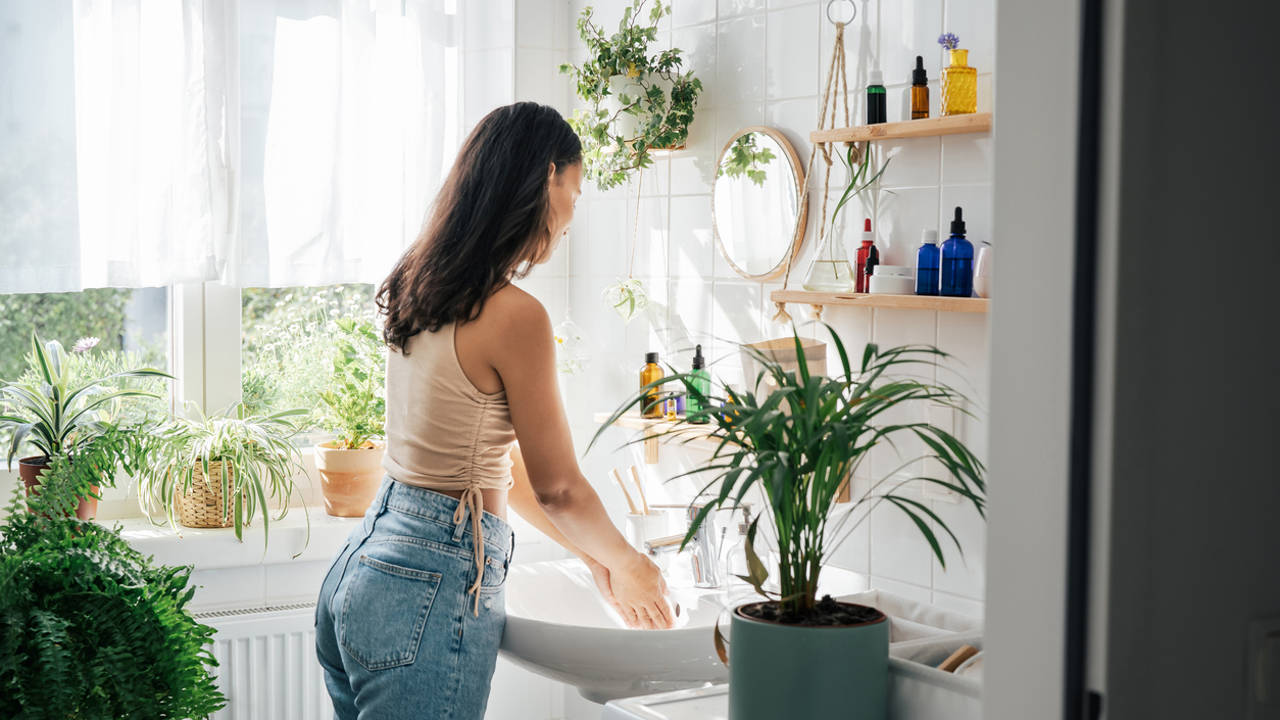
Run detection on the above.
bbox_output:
[72,336,100,353]
[938,32,960,50]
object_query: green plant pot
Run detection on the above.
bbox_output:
[729,601,888,720]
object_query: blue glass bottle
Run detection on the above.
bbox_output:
[915,229,940,295]
[940,207,974,297]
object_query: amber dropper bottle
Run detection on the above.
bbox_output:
[911,55,929,119]
[640,352,663,418]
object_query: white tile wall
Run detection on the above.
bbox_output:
[472,1,994,714]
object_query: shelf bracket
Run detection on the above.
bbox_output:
[809,304,824,322]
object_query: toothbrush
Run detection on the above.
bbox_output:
[628,465,652,515]
[610,468,640,514]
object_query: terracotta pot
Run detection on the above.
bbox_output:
[20,455,99,520]
[314,441,384,517]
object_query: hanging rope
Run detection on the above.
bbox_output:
[773,16,861,324]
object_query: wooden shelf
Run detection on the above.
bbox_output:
[771,289,989,314]
[593,412,719,464]
[810,113,991,144]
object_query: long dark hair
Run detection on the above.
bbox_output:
[377,102,581,351]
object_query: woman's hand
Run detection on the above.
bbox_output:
[607,551,673,629]
[583,557,634,626]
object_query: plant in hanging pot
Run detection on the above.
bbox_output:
[313,317,386,517]
[0,333,171,519]
[560,0,703,191]
[594,325,986,720]
[137,403,310,547]
[0,426,225,719]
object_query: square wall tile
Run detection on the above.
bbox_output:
[765,5,819,100]
[515,48,570,111]
[877,185,941,266]
[868,499,934,587]
[929,498,986,598]
[931,590,983,619]
[719,0,766,18]
[571,197,628,277]
[765,96,819,165]
[941,134,992,185]
[515,0,566,50]
[673,0,718,27]
[716,14,766,103]
[673,22,717,108]
[826,504,871,575]
[819,0,877,103]
[871,308,937,380]
[670,194,717,279]
[943,0,995,75]
[880,137,942,189]
[878,0,944,88]
[938,183,992,247]
[630,195,670,278]
[668,274,715,353]
[671,109,719,195]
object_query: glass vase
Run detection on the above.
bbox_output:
[802,219,856,292]
[941,48,977,116]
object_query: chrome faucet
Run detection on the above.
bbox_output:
[644,503,750,589]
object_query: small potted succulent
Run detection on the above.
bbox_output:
[560,0,703,191]
[0,334,170,519]
[313,317,386,517]
[595,326,987,720]
[0,426,225,719]
[137,403,309,546]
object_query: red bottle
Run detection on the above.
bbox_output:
[855,218,880,293]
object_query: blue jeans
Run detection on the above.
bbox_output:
[315,477,514,720]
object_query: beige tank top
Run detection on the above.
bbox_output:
[382,322,516,614]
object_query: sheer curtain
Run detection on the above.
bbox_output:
[0,0,459,293]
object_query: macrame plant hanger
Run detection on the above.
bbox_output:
[772,0,861,325]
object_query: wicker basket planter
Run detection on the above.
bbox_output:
[174,461,237,529]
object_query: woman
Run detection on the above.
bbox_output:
[314,102,672,720]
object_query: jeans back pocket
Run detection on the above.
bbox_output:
[339,555,443,671]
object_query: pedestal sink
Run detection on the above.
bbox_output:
[499,558,868,703]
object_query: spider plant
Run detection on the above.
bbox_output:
[137,403,309,547]
[592,325,986,619]
[0,333,171,468]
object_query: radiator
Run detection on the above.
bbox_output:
[196,602,334,720]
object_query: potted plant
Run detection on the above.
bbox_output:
[594,326,987,720]
[0,333,170,519]
[0,427,225,719]
[313,317,386,517]
[137,403,309,547]
[560,0,703,191]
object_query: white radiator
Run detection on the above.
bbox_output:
[196,602,334,720]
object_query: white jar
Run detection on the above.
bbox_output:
[868,265,916,295]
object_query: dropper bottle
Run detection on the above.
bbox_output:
[940,207,975,297]
[866,69,887,124]
[855,218,880,293]
[911,56,929,119]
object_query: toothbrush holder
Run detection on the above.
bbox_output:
[624,512,670,550]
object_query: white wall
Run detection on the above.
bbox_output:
[512,0,995,618]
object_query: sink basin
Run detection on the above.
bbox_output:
[499,558,868,703]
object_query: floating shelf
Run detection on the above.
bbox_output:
[771,289,989,315]
[810,113,992,144]
[593,412,719,464]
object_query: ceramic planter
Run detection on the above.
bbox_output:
[20,455,99,520]
[314,441,384,517]
[729,601,888,720]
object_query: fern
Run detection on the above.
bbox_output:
[0,429,226,719]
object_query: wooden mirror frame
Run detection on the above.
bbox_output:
[710,126,808,281]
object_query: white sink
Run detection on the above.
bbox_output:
[499,558,868,703]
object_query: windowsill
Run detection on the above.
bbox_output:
[108,508,358,570]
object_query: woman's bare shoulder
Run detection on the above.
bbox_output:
[483,284,550,332]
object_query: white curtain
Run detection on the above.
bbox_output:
[0,0,459,293]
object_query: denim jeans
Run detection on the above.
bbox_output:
[315,477,514,720]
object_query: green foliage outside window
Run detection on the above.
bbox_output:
[0,289,141,381]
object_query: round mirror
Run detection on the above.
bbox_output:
[712,127,807,279]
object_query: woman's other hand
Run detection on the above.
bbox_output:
[608,551,673,629]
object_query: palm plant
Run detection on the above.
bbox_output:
[0,333,170,468]
[137,403,309,547]
[594,325,986,619]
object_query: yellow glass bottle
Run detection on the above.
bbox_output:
[941,48,977,115]
[640,352,663,418]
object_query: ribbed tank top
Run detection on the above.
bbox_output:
[382,322,516,614]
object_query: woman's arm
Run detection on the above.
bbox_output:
[490,291,671,629]
[507,446,626,620]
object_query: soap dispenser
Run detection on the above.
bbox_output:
[940,207,974,297]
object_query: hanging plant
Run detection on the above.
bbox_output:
[560,0,703,191]
[717,133,776,187]
[602,277,649,323]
